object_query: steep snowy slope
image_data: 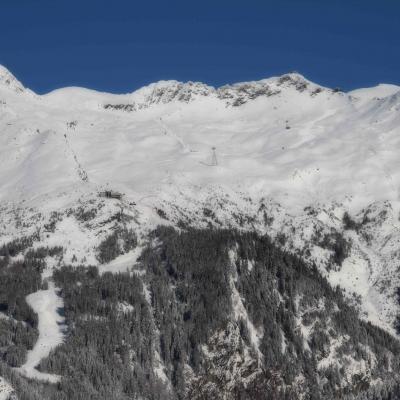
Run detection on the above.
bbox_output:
[1,65,400,399]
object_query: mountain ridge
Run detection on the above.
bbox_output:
[2,64,399,101]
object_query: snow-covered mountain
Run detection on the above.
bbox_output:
[1,65,400,399]
[1,66,399,208]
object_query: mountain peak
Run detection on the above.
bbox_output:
[131,79,215,104]
[0,64,26,93]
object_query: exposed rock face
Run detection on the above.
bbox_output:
[103,73,329,111]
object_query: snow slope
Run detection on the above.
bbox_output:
[98,245,143,275]
[349,83,400,104]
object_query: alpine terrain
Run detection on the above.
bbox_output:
[1,65,400,399]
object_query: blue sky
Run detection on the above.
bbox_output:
[1,0,399,93]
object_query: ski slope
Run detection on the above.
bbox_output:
[17,282,66,383]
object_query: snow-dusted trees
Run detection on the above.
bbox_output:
[96,227,137,264]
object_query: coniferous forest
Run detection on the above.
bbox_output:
[1,227,400,399]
